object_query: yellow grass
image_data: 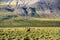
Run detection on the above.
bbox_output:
[0,27,60,31]
[30,17,60,21]
[0,27,60,40]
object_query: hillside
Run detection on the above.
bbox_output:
[0,0,60,18]
[0,0,60,27]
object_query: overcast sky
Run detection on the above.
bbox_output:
[0,0,9,2]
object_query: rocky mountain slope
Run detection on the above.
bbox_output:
[0,0,60,17]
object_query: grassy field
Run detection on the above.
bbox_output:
[0,8,60,40]
[0,27,60,40]
[0,12,60,27]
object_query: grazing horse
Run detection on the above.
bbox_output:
[26,28,30,32]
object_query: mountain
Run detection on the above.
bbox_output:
[0,0,59,10]
[0,0,59,8]
[0,0,60,17]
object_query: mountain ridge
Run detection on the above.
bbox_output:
[0,0,60,17]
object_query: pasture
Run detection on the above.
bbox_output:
[0,27,60,40]
[0,12,60,27]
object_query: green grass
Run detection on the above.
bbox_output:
[0,17,60,27]
[0,12,60,27]
[0,27,60,40]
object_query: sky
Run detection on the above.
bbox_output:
[0,0,9,2]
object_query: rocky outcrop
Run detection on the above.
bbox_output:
[0,0,60,17]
